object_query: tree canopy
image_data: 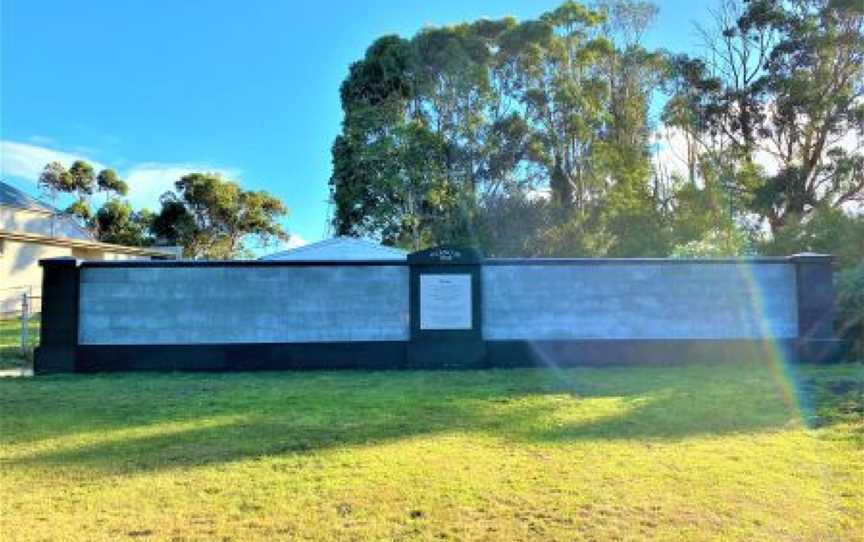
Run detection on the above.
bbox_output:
[36,161,290,259]
[329,0,863,261]
[152,173,289,259]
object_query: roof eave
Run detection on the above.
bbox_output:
[0,229,170,257]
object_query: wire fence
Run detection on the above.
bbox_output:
[0,288,41,368]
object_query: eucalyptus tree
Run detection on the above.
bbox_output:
[36,160,97,223]
[37,161,73,210]
[93,200,152,246]
[331,26,515,249]
[152,172,289,259]
[96,169,129,203]
[330,0,673,255]
[663,0,864,233]
[751,0,864,229]
[495,2,613,210]
[595,0,672,256]
[329,35,435,246]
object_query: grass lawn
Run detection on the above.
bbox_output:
[1,361,861,541]
[0,317,39,370]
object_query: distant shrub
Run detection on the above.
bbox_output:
[671,227,750,258]
[836,262,864,360]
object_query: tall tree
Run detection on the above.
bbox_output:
[330,35,418,243]
[152,173,289,259]
[330,34,475,249]
[752,0,864,229]
[67,160,95,195]
[64,160,96,221]
[664,0,864,233]
[595,0,670,256]
[37,161,74,210]
[93,200,152,246]
[36,160,98,223]
[96,169,129,202]
[498,3,613,210]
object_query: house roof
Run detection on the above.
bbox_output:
[0,181,171,258]
[0,181,56,213]
[1,180,95,241]
[260,236,408,261]
[0,230,176,258]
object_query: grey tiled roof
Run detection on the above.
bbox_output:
[261,236,408,261]
[0,181,56,212]
[0,180,95,240]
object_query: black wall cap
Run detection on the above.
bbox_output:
[408,245,483,265]
[485,257,794,265]
[80,259,407,268]
[788,253,835,264]
[39,257,80,268]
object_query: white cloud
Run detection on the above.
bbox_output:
[0,140,238,211]
[0,140,106,182]
[284,233,308,249]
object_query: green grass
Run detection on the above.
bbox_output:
[1,361,861,541]
[0,317,39,369]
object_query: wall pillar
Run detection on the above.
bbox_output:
[790,253,845,363]
[34,258,79,374]
[407,246,485,368]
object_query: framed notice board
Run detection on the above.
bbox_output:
[407,246,485,368]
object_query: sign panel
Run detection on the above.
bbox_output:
[419,274,472,330]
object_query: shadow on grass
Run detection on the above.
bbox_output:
[791,361,864,446]
[4,360,849,475]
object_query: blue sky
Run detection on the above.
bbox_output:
[1,0,714,250]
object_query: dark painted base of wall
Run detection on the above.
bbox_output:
[407,339,486,370]
[33,345,76,374]
[72,342,408,373]
[486,339,800,367]
[34,337,848,374]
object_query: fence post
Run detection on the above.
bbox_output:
[21,292,29,355]
[33,258,80,374]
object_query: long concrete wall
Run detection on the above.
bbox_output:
[79,266,410,344]
[37,253,846,373]
[482,262,798,340]
[79,261,800,346]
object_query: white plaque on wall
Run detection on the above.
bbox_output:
[420,274,472,330]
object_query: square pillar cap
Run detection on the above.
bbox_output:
[408,245,483,265]
[39,257,80,268]
[788,252,834,263]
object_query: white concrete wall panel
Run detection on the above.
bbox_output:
[482,263,798,340]
[79,266,410,344]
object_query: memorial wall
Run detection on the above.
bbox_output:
[34,249,841,373]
